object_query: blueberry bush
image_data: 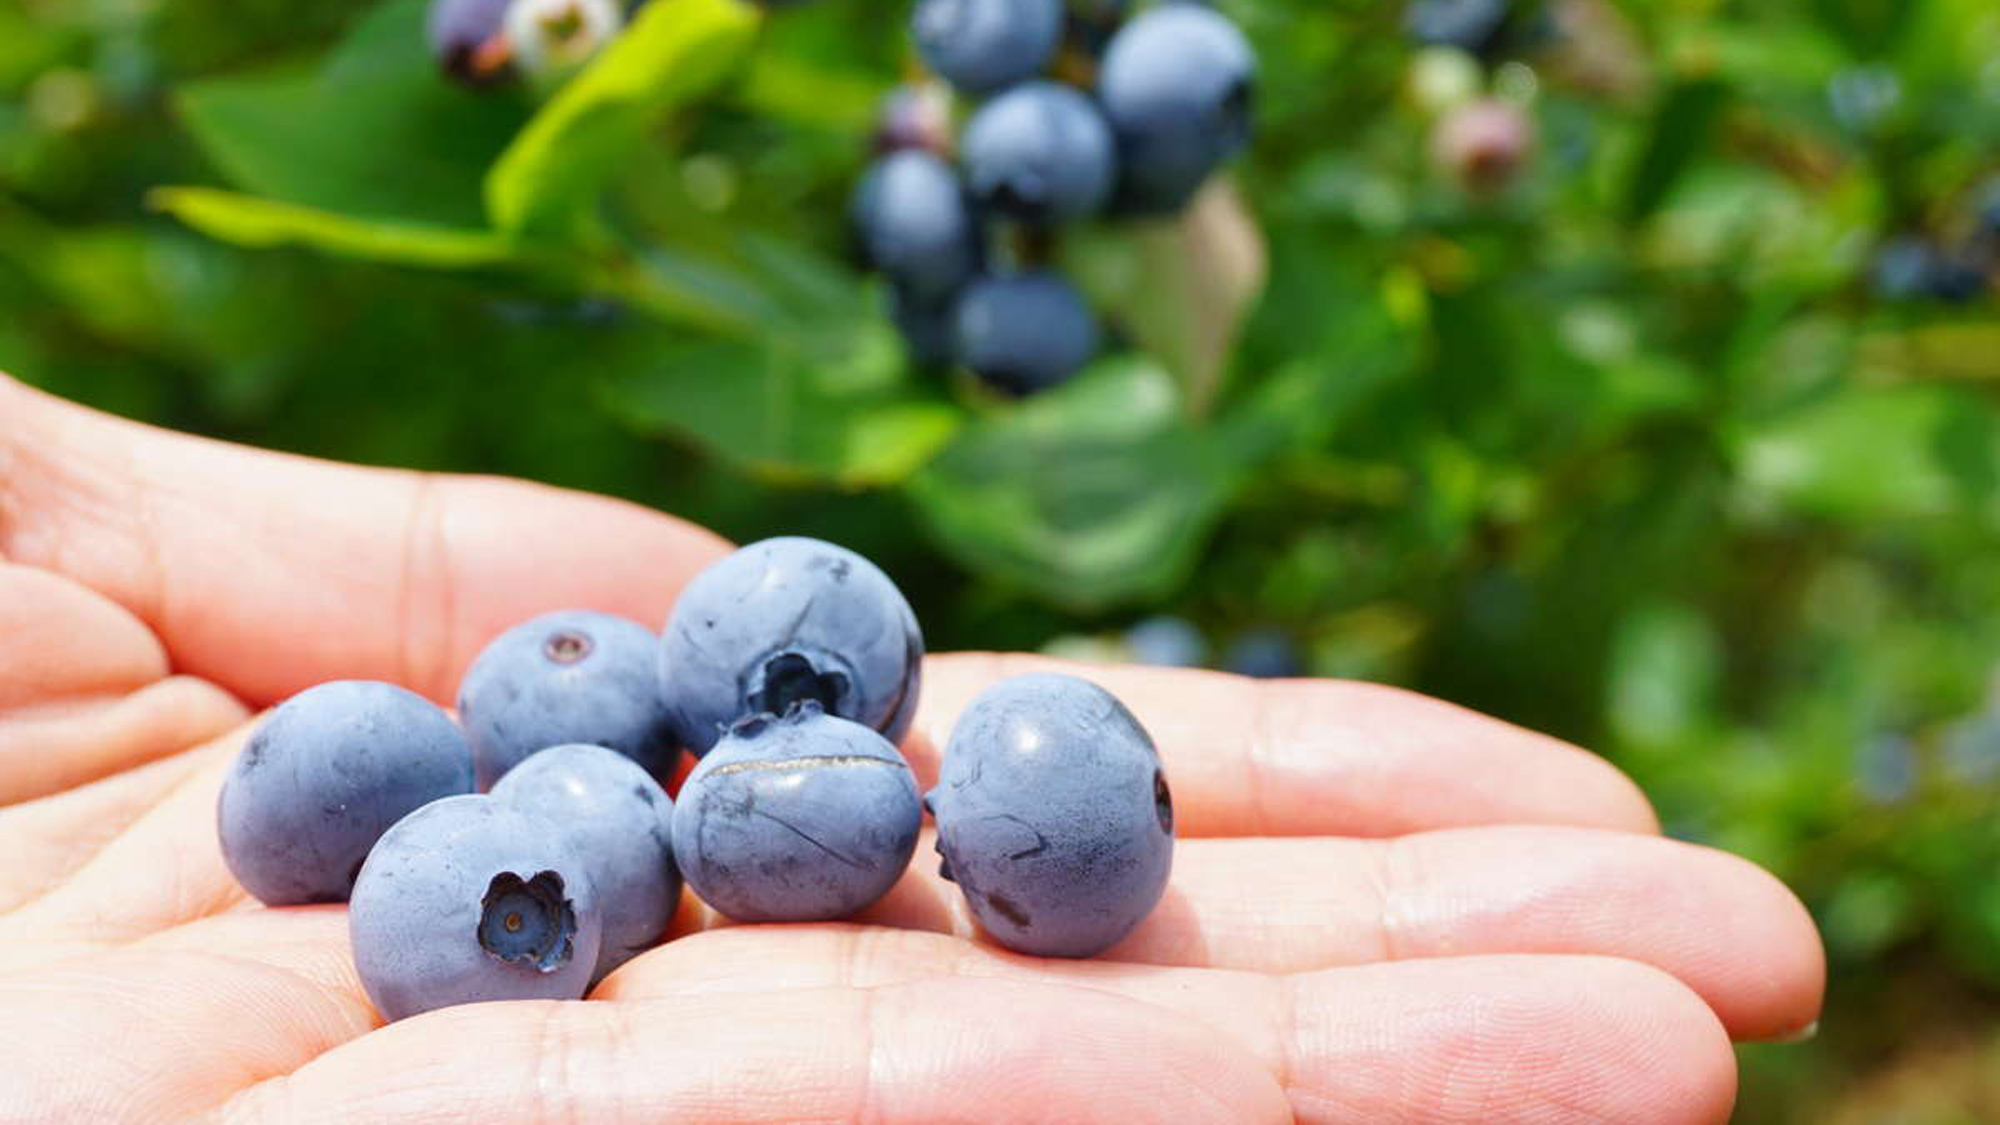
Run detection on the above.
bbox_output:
[5,0,2000,1116]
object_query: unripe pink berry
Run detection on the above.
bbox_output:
[1431,98,1535,193]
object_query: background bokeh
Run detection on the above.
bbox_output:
[5,0,2000,1118]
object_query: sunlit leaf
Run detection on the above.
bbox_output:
[151,187,522,269]
[485,0,761,236]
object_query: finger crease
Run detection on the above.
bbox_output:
[853,985,881,1125]
[1270,975,1298,1102]
[396,474,452,701]
[529,1000,588,1125]
[1372,836,1407,964]
[1245,679,1281,835]
[124,437,170,656]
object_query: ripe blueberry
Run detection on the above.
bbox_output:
[350,795,603,1021]
[658,537,923,757]
[1871,237,1989,304]
[928,673,1174,958]
[672,703,923,922]
[851,150,985,304]
[1098,5,1256,214]
[911,0,1065,97]
[217,680,473,906]
[458,609,679,790]
[953,271,1099,396]
[490,744,681,983]
[1223,627,1303,679]
[960,80,1116,223]
[1126,615,1207,669]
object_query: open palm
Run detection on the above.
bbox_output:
[0,376,1822,1123]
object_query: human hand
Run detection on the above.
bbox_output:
[0,375,1822,1123]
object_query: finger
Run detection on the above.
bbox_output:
[0,564,174,710]
[0,729,249,967]
[605,930,1737,1125]
[0,375,732,707]
[901,654,1659,838]
[206,976,1290,1125]
[119,911,1735,1124]
[0,910,379,1123]
[0,563,248,805]
[0,732,233,915]
[824,826,1821,1042]
[224,962,1727,1125]
[0,678,246,806]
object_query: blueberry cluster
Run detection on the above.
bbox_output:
[1870,236,1990,305]
[216,536,1174,1021]
[1863,179,2000,304]
[855,0,1258,395]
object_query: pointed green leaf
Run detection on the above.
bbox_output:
[1216,299,1414,462]
[595,319,961,487]
[908,360,1241,609]
[174,0,529,228]
[733,51,887,134]
[485,0,762,236]
[150,188,521,269]
[1737,384,2000,520]
[1623,80,1727,227]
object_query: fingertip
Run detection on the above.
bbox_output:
[1388,827,1825,1044]
[1707,851,1827,1043]
[1574,956,1740,1125]
[1285,955,1738,1125]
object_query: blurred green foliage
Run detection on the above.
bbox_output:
[6,0,2000,1116]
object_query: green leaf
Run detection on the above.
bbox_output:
[1623,80,1727,227]
[1607,601,1722,745]
[908,360,1241,610]
[594,318,960,487]
[732,51,887,134]
[1684,22,1847,92]
[485,0,762,236]
[907,308,1407,610]
[151,187,522,269]
[1216,299,1413,462]
[174,0,529,228]
[1736,384,2000,521]
[1808,0,1918,57]
[0,6,80,95]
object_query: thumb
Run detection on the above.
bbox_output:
[0,375,732,706]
